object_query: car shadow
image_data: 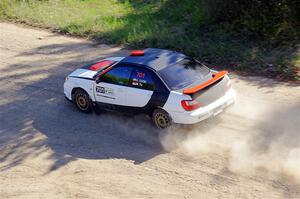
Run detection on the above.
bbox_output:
[1,41,207,173]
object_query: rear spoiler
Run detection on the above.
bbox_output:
[183,70,228,95]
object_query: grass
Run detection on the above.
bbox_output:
[0,0,299,80]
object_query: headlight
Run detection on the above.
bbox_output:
[65,76,69,82]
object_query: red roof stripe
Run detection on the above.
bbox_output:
[90,60,115,71]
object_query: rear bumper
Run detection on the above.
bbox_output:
[170,89,236,124]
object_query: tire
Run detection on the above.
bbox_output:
[73,89,93,113]
[152,109,172,129]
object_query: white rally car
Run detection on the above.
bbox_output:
[64,48,236,128]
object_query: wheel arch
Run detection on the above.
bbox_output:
[71,87,89,101]
[151,107,172,119]
[152,108,173,128]
[148,106,164,116]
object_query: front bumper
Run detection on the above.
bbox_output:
[171,88,236,124]
[63,81,72,101]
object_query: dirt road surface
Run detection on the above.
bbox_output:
[0,23,299,199]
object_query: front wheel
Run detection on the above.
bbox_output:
[73,89,93,113]
[152,109,172,129]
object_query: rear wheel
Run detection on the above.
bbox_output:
[152,109,172,129]
[73,89,93,113]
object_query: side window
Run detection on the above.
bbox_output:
[101,66,132,86]
[129,68,155,90]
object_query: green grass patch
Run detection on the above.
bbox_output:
[0,0,299,80]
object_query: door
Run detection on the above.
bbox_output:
[94,66,132,106]
[125,67,155,107]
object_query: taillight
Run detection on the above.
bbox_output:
[181,100,201,111]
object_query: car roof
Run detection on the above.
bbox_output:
[119,48,187,71]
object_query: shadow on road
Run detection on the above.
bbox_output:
[1,41,219,173]
[0,39,299,191]
[0,42,165,173]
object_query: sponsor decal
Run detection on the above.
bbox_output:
[96,86,114,96]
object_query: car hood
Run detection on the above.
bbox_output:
[68,56,125,80]
[69,69,98,79]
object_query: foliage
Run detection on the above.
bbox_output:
[0,0,299,80]
[202,0,300,42]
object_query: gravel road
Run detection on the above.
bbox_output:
[0,22,299,199]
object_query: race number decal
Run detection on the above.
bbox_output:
[131,71,147,87]
[136,71,145,79]
[96,86,114,96]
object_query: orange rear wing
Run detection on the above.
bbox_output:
[183,70,228,95]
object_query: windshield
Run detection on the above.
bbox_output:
[158,58,210,90]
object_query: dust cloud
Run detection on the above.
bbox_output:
[159,99,300,182]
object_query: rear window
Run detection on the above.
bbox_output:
[158,59,210,90]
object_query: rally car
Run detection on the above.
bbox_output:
[64,48,236,128]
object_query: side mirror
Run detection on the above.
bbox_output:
[95,76,102,84]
